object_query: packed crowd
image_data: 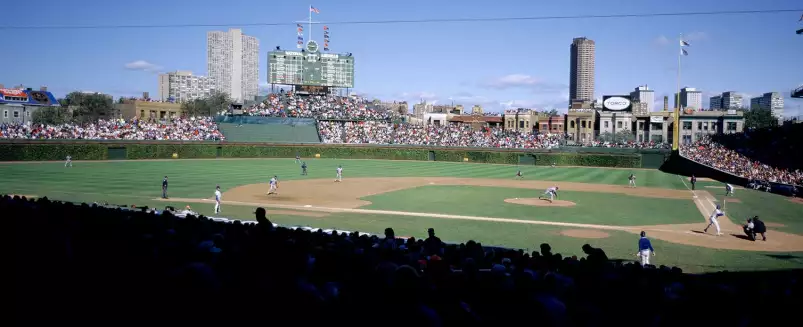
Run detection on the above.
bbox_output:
[0,117,224,141]
[584,141,671,149]
[318,121,564,149]
[234,93,394,120]
[681,135,803,185]
[11,194,800,326]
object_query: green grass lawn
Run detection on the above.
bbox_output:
[2,158,801,273]
[361,185,702,225]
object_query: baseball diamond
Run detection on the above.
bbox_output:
[2,156,801,273]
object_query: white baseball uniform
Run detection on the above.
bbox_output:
[542,187,558,201]
[269,177,278,193]
[628,175,636,187]
[725,184,734,196]
[336,167,343,182]
[706,208,724,235]
[65,155,72,167]
[214,189,222,213]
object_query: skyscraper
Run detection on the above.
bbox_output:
[207,29,259,103]
[674,87,702,110]
[158,71,215,102]
[630,85,655,112]
[750,92,784,121]
[569,37,595,104]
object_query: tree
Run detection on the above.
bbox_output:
[65,92,114,123]
[615,130,635,143]
[744,108,779,130]
[181,91,232,117]
[32,106,71,125]
[545,109,559,117]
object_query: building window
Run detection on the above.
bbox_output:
[13,111,19,118]
[683,122,692,130]
[617,121,623,129]
[604,121,609,128]
[570,121,575,128]
[703,122,709,131]
[697,122,703,130]
[519,121,524,128]
[581,121,586,128]
[2,110,7,118]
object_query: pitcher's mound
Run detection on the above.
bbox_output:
[560,229,610,239]
[504,198,577,207]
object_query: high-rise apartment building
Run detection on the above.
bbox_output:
[750,92,784,121]
[207,28,259,103]
[674,87,702,110]
[158,71,215,102]
[630,85,655,112]
[721,91,743,110]
[709,95,722,110]
[569,37,595,104]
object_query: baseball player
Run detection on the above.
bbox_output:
[636,231,655,266]
[690,175,697,190]
[335,165,343,182]
[704,204,724,236]
[515,170,523,179]
[295,153,301,164]
[537,186,559,203]
[267,175,278,195]
[65,155,72,167]
[628,173,636,188]
[214,186,222,214]
[301,161,308,175]
[725,183,734,196]
[162,176,169,199]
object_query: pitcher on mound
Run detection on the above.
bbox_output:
[538,186,559,203]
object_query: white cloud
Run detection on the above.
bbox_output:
[123,60,163,73]
[485,74,541,89]
[653,36,670,47]
[399,91,438,101]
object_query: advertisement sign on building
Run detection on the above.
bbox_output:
[649,116,663,123]
[602,95,632,111]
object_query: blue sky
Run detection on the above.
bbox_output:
[2,0,802,116]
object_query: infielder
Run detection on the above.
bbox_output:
[65,155,72,167]
[214,185,222,214]
[704,204,724,236]
[538,186,559,203]
[335,165,343,182]
[295,153,301,164]
[267,175,278,195]
[628,173,636,188]
[301,161,308,176]
[725,183,735,196]
[516,170,523,179]
[636,231,655,267]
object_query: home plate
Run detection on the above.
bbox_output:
[304,205,312,208]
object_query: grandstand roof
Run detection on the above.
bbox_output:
[0,88,59,107]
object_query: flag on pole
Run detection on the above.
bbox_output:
[310,6,320,14]
[323,25,329,30]
[680,40,690,47]
[799,13,802,21]
[681,49,688,56]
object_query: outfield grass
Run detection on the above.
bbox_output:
[361,185,702,225]
[1,158,801,273]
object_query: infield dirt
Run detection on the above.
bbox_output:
[157,177,803,252]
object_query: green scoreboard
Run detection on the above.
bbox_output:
[268,40,355,88]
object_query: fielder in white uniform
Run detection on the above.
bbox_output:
[65,155,72,167]
[268,176,278,195]
[214,186,222,214]
[704,204,724,236]
[538,186,559,203]
[335,166,343,182]
[725,183,734,196]
[628,174,636,188]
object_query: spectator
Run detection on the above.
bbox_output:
[0,117,224,141]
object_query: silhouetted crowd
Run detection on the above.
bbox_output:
[0,117,224,141]
[681,135,803,186]
[11,194,801,327]
[233,93,394,120]
[318,121,564,149]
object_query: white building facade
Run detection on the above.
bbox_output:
[630,85,655,112]
[750,92,784,121]
[158,71,215,102]
[674,87,702,110]
[207,29,259,103]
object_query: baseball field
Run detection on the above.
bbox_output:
[2,157,802,273]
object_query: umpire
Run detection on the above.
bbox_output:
[162,176,169,199]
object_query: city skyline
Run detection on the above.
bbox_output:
[1,0,801,116]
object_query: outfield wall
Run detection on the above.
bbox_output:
[0,141,665,168]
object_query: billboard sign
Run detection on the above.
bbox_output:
[650,116,663,123]
[602,95,632,111]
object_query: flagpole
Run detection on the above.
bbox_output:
[308,5,313,42]
[673,33,682,151]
